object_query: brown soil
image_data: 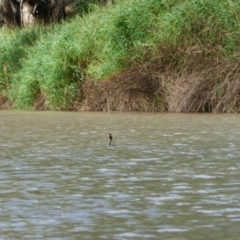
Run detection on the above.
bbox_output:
[0,95,12,109]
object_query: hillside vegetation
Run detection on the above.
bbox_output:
[0,0,240,112]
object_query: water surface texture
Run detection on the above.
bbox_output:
[0,111,240,239]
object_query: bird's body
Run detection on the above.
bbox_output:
[107,134,112,145]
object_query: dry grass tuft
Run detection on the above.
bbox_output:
[77,57,240,113]
[0,94,12,109]
[78,62,170,112]
[34,93,47,110]
[167,61,240,113]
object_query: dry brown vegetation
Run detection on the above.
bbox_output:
[75,46,240,113]
[23,48,240,113]
[2,44,240,113]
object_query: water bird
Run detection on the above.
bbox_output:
[107,134,112,145]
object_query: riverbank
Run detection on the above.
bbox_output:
[24,55,240,113]
[74,59,240,113]
[0,0,240,112]
[1,60,240,113]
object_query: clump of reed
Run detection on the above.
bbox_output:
[0,0,240,112]
[0,26,47,93]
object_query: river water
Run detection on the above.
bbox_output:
[0,111,240,239]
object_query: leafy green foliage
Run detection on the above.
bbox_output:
[0,27,47,93]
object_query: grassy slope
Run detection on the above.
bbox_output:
[0,0,240,112]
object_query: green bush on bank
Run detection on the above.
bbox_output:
[0,27,48,93]
[0,0,240,109]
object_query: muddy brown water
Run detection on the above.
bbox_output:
[0,111,240,239]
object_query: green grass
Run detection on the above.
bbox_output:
[0,0,240,110]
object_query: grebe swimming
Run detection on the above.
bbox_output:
[107,134,112,145]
